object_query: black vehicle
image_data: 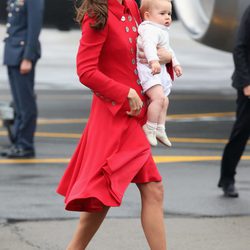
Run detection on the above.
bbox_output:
[0,0,76,30]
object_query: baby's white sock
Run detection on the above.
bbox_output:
[146,121,157,131]
[157,124,165,131]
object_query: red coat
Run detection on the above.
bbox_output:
[57,0,162,212]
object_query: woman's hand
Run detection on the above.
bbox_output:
[137,48,148,64]
[157,47,172,64]
[127,88,143,117]
[20,59,32,74]
[138,47,172,65]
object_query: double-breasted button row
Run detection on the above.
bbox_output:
[120,12,140,90]
[125,26,137,33]
[121,15,133,22]
[132,27,137,32]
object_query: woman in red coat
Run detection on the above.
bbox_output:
[57,0,171,249]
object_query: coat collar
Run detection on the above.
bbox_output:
[108,0,130,19]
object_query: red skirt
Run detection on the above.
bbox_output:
[57,97,162,212]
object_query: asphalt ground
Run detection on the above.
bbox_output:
[0,22,250,249]
[1,89,250,250]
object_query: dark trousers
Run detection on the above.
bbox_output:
[218,90,250,187]
[7,65,37,151]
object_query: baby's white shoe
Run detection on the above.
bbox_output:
[156,129,172,147]
[143,125,157,146]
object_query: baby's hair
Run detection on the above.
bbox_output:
[140,0,172,16]
[140,0,151,16]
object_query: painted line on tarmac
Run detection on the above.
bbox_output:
[35,112,234,124]
[0,158,70,164]
[0,131,232,144]
[167,112,235,122]
[0,112,235,129]
[35,132,81,138]
[37,118,88,125]
[1,130,249,145]
[171,137,228,144]
[0,131,230,143]
[0,155,250,165]
[168,112,234,119]
[0,131,81,139]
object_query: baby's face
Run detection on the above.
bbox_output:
[146,0,172,27]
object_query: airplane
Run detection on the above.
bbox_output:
[173,0,249,52]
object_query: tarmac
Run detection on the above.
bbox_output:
[1,217,250,250]
[0,22,250,250]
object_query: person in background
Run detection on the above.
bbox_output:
[137,0,182,147]
[218,5,250,198]
[1,0,44,158]
[57,0,172,249]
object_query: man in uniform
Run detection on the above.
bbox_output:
[1,0,44,158]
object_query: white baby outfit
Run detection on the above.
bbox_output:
[137,21,180,96]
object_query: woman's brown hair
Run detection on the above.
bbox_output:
[76,0,108,30]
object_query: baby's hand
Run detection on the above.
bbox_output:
[174,65,183,77]
[150,60,161,75]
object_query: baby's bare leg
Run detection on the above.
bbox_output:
[158,96,169,125]
[156,96,172,147]
[146,85,166,123]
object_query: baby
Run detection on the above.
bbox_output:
[137,0,182,147]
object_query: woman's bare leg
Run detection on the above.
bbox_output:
[67,206,109,250]
[137,182,167,250]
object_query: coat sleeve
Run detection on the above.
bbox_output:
[23,0,44,61]
[77,15,130,116]
[232,6,250,88]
